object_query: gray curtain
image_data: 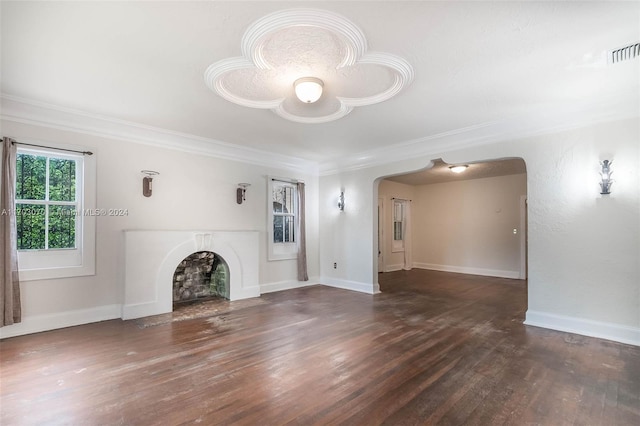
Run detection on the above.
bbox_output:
[296,182,308,281]
[1,137,21,326]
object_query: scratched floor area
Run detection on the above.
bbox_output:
[1,270,639,425]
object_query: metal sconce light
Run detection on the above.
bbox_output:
[141,170,159,197]
[237,183,250,204]
[599,160,613,195]
[337,191,345,211]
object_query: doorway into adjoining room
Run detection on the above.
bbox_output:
[376,157,528,305]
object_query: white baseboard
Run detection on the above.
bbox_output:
[121,301,162,320]
[525,310,640,347]
[260,277,318,294]
[385,264,404,272]
[320,277,380,294]
[0,304,121,339]
[231,285,262,301]
[413,262,521,279]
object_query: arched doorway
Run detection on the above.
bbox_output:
[375,157,528,292]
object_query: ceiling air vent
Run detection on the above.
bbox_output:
[609,42,640,64]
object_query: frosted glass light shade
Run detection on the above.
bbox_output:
[294,77,324,103]
[449,165,468,173]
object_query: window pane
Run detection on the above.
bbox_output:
[273,184,296,214]
[283,216,295,243]
[273,215,296,243]
[394,222,403,241]
[16,204,46,250]
[284,186,294,213]
[16,154,46,200]
[271,181,297,248]
[273,185,287,213]
[49,205,77,249]
[394,202,403,221]
[273,215,283,243]
[49,158,76,202]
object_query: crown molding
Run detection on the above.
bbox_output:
[318,109,640,175]
[319,121,503,175]
[4,94,635,179]
[0,94,318,175]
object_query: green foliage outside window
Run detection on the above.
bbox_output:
[16,154,46,200]
[16,204,46,250]
[15,153,77,251]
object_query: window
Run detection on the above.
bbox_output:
[15,146,96,280]
[273,183,296,244]
[16,152,79,251]
[268,178,298,260]
[392,199,405,252]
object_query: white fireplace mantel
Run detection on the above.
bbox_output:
[122,230,260,320]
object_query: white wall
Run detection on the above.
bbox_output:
[412,174,526,278]
[0,120,319,338]
[319,117,640,346]
[319,172,381,294]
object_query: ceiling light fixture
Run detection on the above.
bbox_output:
[204,9,414,123]
[294,77,324,103]
[449,165,468,173]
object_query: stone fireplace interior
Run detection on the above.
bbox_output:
[173,251,229,304]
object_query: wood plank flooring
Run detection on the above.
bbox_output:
[1,269,639,425]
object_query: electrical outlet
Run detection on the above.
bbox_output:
[333,262,337,269]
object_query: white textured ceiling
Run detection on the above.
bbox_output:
[1,1,639,165]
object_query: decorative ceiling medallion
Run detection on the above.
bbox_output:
[204,9,414,124]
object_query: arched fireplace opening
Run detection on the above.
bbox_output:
[172,251,229,305]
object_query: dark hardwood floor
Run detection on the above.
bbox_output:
[1,270,638,425]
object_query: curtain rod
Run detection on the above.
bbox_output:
[11,140,93,156]
[271,177,304,184]
[391,197,412,202]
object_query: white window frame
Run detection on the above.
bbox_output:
[392,199,405,253]
[16,142,96,281]
[267,177,298,261]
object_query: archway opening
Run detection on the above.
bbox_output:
[375,157,528,306]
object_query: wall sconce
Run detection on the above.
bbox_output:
[237,183,250,204]
[141,170,159,197]
[337,191,345,211]
[599,160,613,195]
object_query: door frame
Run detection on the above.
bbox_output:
[519,195,528,280]
[377,197,385,273]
